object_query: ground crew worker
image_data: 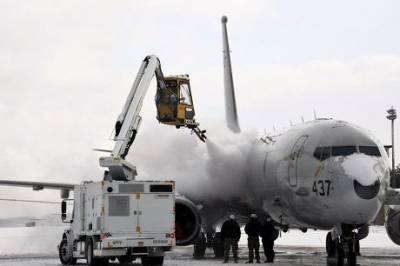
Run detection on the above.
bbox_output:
[169,93,178,117]
[244,214,261,263]
[259,216,279,263]
[220,214,241,263]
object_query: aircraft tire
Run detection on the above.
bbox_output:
[212,232,224,258]
[326,232,335,257]
[347,240,357,266]
[347,249,357,266]
[193,233,207,259]
[334,240,344,266]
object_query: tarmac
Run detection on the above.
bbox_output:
[0,226,399,265]
[0,245,400,266]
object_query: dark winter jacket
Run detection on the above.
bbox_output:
[244,219,259,237]
[221,219,241,241]
[259,221,279,241]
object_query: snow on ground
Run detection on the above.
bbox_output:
[0,226,399,265]
[0,226,65,256]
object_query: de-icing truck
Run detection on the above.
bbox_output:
[59,180,175,266]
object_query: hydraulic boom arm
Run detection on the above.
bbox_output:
[113,55,167,159]
[100,55,206,181]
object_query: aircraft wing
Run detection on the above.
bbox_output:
[0,180,75,199]
[0,180,75,190]
[0,180,76,198]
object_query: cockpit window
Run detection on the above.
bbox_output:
[332,146,356,157]
[359,146,381,157]
[313,146,331,161]
[314,145,358,161]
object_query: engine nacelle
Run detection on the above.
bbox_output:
[175,196,202,246]
[385,207,400,245]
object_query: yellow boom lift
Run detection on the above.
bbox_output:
[156,75,197,129]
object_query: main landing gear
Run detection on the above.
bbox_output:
[193,230,225,259]
[326,225,361,266]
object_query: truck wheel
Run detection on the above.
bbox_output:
[86,239,95,266]
[118,256,132,265]
[97,258,109,266]
[59,239,76,265]
[141,256,164,266]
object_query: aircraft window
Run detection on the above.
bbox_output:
[359,146,381,157]
[313,146,331,161]
[320,146,331,160]
[313,147,322,160]
[332,146,356,157]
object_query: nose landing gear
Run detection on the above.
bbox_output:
[326,225,360,266]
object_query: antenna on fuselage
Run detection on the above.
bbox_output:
[313,109,318,120]
[301,116,305,123]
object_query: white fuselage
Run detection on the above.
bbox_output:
[211,119,391,230]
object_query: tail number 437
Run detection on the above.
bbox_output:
[312,180,333,196]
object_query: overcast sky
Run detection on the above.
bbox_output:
[1,0,400,218]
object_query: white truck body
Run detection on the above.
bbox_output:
[62,180,175,262]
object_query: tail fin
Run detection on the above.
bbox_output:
[221,15,241,133]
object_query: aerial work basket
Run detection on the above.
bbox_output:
[155,75,206,141]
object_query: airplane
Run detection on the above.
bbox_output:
[1,15,400,266]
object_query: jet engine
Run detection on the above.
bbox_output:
[175,196,202,246]
[385,207,400,245]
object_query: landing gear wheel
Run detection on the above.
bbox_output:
[193,233,207,259]
[212,232,224,258]
[141,256,164,266]
[347,240,357,266]
[334,240,344,266]
[347,249,357,266]
[59,239,76,265]
[326,232,335,257]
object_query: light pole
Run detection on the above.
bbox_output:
[387,106,397,187]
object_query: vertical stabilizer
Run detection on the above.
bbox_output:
[221,15,241,133]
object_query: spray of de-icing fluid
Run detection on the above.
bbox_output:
[131,124,258,204]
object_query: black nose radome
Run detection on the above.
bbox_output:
[353,179,380,200]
